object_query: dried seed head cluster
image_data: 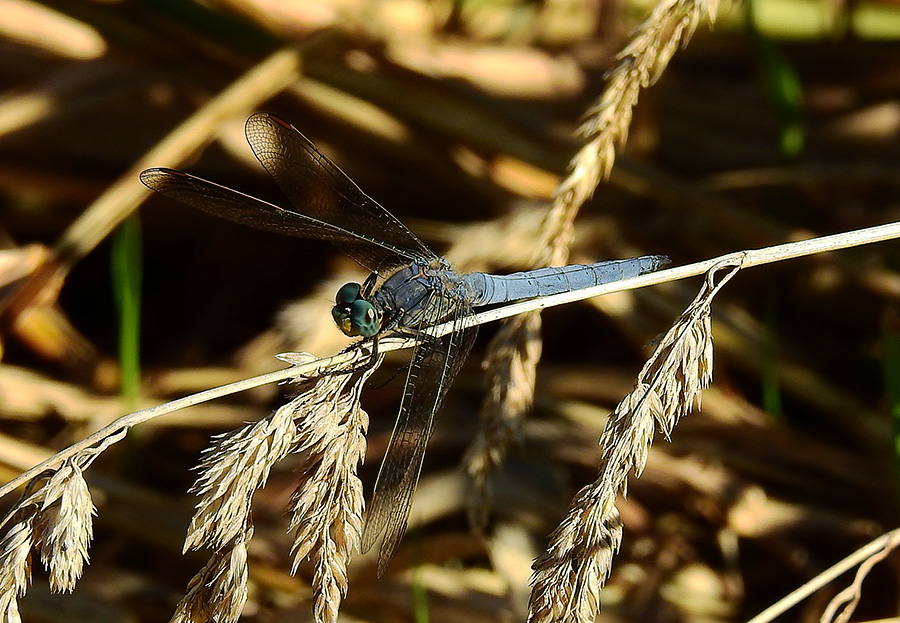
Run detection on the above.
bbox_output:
[0,518,33,623]
[573,0,722,199]
[465,312,542,531]
[287,365,372,623]
[185,397,300,553]
[37,463,95,593]
[171,527,252,623]
[0,460,95,622]
[176,352,377,623]
[527,264,737,623]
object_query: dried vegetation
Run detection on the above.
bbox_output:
[1,0,900,622]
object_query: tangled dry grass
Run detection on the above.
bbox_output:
[1,0,900,622]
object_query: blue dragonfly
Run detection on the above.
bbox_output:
[140,113,668,575]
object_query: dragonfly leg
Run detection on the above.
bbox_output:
[317,337,381,377]
[361,271,379,297]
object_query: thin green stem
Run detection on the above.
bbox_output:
[111,213,142,409]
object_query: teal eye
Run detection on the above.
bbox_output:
[348,300,380,337]
[332,284,380,337]
[336,282,362,304]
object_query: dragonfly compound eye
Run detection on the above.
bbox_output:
[349,300,380,337]
[336,282,362,304]
[331,298,380,337]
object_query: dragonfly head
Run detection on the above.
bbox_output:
[332,282,381,337]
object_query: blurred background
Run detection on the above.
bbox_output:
[2,0,900,621]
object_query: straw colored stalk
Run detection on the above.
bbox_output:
[527,263,737,623]
[469,0,721,523]
[0,217,896,623]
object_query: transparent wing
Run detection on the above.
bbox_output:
[361,297,477,576]
[245,112,441,270]
[140,168,424,269]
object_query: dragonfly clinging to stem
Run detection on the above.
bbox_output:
[140,113,668,576]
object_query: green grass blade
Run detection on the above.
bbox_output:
[747,0,806,159]
[111,213,143,409]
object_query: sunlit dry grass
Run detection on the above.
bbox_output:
[0,0,898,622]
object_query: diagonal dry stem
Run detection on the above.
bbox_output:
[3,218,900,508]
[0,40,328,334]
[470,0,723,523]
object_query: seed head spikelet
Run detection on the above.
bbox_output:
[288,360,376,623]
[171,526,252,623]
[37,462,95,593]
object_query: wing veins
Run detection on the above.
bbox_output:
[245,113,438,266]
[362,295,477,576]
[140,168,422,268]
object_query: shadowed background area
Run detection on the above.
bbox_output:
[1,0,900,621]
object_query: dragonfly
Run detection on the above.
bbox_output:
[140,113,668,575]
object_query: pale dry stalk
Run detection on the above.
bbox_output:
[527,262,739,623]
[468,0,722,522]
[746,527,900,623]
[1,218,897,622]
[819,531,900,623]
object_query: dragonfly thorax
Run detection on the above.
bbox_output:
[332,282,381,337]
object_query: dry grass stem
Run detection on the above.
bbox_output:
[171,526,253,623]
[820,535,896,623]
[473,0,720,528]
[746,527,900,623]
[3,217,898,509]
[0,220,897,622]
[288,361,377,623]
[527,261,739,623]
[465,312,542,531]
[0,42,313,333]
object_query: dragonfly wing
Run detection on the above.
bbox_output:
[140,168,423,272]
[245,113,441,270]
[361,299,477,576]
